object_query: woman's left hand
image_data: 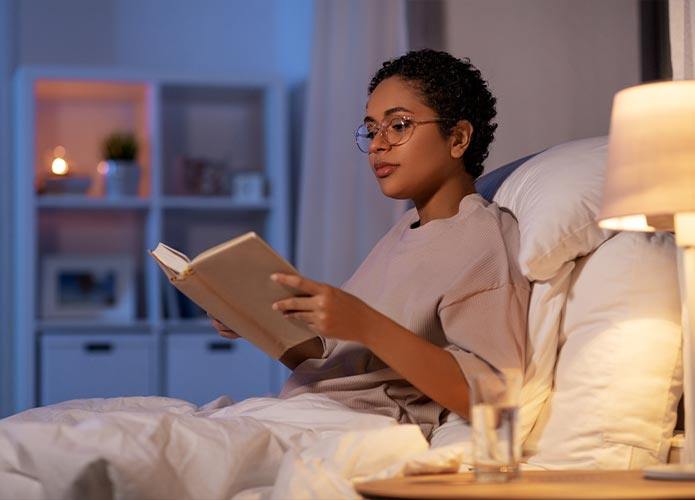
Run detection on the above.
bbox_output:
[271,273,383,342]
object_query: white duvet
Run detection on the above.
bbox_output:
[0,394,470,500]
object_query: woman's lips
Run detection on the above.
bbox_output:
[374,162,398,178]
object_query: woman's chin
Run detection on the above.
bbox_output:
[377,183,409,200]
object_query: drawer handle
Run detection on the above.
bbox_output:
[84,343,113,353]
[207,341,234,352]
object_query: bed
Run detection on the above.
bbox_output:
[0,136,683,499]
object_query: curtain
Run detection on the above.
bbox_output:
[296,0,409,286]
[670,0,695,79]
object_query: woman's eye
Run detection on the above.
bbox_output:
[364,127,377,139]
[390,122,409,132]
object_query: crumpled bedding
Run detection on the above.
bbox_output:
[0,394,471,500]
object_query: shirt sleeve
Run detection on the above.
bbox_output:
[439,283,528,381]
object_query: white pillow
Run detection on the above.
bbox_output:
[493,136,614,281]
[518,261,574,447]
[491,136,615,447]
[525,231,682,469]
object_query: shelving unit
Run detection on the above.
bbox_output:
[12,66,291,412]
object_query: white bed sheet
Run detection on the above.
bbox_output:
[0,394,469,500]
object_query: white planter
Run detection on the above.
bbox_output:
[101,160,141,197]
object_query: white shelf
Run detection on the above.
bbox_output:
[161,196,272,210]
[37,195,150,210]
[36,195,273,211]
[37,319,153,332]
[12,66,291,412]
[164,318,217,332]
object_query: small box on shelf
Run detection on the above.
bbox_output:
[174,156,230,196]
[231,171,267,202]
[40,175,92,195]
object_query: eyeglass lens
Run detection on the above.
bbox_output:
[355,117,411,153]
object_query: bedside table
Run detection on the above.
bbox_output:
[355,470,695,500]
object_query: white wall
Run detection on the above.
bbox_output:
[445,0,642,171]
[17,0,313,82]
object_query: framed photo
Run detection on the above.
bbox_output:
[41,255,135,321]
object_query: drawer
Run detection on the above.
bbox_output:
[166,333,276,405]
[40,334,155,405]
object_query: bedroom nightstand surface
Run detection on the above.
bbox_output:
[356,470,695,500]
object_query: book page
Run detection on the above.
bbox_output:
[151,243,190,275]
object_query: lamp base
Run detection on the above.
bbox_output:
[643,464,695,481]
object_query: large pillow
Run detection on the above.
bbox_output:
[493,136,614,281]
[518,261,574,446]
[524,231,682,469]
[490,136,615,446]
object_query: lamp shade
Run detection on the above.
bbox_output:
[599,81,695,233]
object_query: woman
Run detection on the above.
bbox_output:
[212,49,529,439]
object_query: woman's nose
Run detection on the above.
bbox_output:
[368,129,390,153]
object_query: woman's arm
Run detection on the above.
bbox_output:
[270,272,471,417]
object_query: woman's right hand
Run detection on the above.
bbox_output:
[208,314,241,339]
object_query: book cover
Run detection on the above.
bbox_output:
[149,232,317,361]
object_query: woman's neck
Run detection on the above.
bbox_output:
[413,174,477,226]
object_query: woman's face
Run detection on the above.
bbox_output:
[363,77,463,204]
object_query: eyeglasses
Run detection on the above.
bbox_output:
[354,116,445,153]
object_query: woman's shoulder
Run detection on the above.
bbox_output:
[449,194,523,272]
[456,193,517,235]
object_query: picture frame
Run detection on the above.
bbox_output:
[41,255,136,321]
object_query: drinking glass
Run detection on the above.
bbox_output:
[470,369,522,482]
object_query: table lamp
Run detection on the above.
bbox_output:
[598,80,695,479]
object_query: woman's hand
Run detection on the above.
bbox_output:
[208,313,241,340]
[272,273,472,417]
[271,273,386,343]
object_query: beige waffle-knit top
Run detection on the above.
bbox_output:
[280,193,530,439]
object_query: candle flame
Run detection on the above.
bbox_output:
[51,157,68,175]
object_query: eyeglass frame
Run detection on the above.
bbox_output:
[354,115,448,153]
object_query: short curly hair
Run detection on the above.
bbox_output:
[368,49,497,179]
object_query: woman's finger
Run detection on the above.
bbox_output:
[282,310,317,325]
[211,318,231,331]
[271,273,324,295]
[210,317,241,338]
[272,295,319,313]
[218,330,241,339]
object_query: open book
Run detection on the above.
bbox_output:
[149,232,317,362]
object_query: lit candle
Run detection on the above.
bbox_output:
[51,146,69,176]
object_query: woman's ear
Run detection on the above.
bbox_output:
[450,120,473,159]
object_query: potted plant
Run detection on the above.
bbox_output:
[100,132,141,197]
